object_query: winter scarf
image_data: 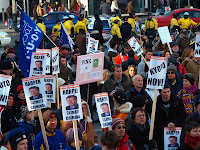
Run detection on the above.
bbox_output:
[184,133,200,150]
[183,82,198,94]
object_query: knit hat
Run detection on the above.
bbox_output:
[17,85,23,94]
[131,95,146,108]
[61,44,70,50]
[43,109,57,125]
[167,65,177,74]
[113,90,126,104]
[66,128,82,144]
[20,106,30,119]
[1,60,13,70]
[171,52,179,58]
[111,118,124,130]
[183,73,195,86]
[170,41,178,48]
[7,48,15,54]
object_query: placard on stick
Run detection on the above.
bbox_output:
[43,75,56,103]
[128,36,143,56]
[194,33,200,57]
[87,37,99,54]
[157,26,172,44]
[52,47,60,75]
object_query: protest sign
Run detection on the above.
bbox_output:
[86,32,90,49]
[60,84,83,121]
[87,37,99,54]
[194,33,200,57]
[43,75,56,103]
[147,56,168,90]
[29,52,47,76]
[22,75,47,111]
[52,47,60,75]
[0,74,12,106]
[128,36,143,56]
[76,52,104,85]
[94,93,112,128]
[36,49,51,73]
[164,127,182,150]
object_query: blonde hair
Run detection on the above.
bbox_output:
[180,47,193,59]
[98,69,110,85]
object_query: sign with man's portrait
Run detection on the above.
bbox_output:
[43,75,56,103]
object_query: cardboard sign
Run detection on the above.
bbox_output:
[147,56,168,89]
[87,37,99,54]
[76,52,104,85]
[194,33,200,57]
[128,36,143,56]
[36,49,51,73]
[157,26,172,44]
[164,127,182,150]
[86,32,90,49]
[22,75,47,111]
[94,93,112,128]
[0,74,12,106]
[60,84,83,121]
[43,75,56,103]
[52,47,60,75]
[29,52,47,76]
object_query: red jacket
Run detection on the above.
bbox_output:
[117,133,136,150]
[178,63,187,75]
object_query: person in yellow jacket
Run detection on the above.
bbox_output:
[144,13,157,38]
[111,19,121,51]
[37,17,46,34]
[170,14,179,32]
[178,12,198,29]
[110,15,122,26]
[52,20,61,37]
[74,16,87,35]
[80,14,89,26]
[128,13,137,37]
[63,15,75,37]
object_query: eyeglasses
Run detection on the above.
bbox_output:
[167,72,175,74]
[136,114,146,118]
[117,125,125,129]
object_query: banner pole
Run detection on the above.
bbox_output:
[43,33,57,47]
[167,42,173,55]
[149,89,158,140]
[140,54,149,67]
[56,74,59,109]
[31,111,34,120]
[72,120,80,150]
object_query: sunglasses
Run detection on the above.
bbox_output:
[167,72,175,74]
[117,125,125,129]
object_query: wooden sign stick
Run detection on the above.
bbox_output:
[72,120,80,150]
[140,54,149,68]
[56,74,59,109]
[86,83,90,104]
[167,42,173,55]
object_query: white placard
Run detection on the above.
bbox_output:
[0,74,12,106]
[43,75,56,103]
[36,49,51,73]
[194,33,200,57]
[80,56,93,74]
[146,56,168,89]
[29,52,47,77]
[158,26,172,44]
[22,75,47,111]
[164,127,182,150]
[94,93,112,128]
[128,36,143,56]
[60,84,83,121]
[87,37,99,54]
[86,32,90,48]
[52,47,60,75]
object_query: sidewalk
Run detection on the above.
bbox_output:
[0,21,19,36]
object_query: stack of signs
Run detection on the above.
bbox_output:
[36,49,51,74]
[76,52,104,85]
[29,52,47,76]
[43,75,56,103]
[164,127,182,150]
[147,56,168,90]
[22,75,47,111]
[60,84,83,121]
[94,93,112,128]
[87,37,99,54]
[52,47,60,75]
[86,32,90,48]
[128,36,143,56]
[195,33,200,57]
[157,26,172,44]
[0,74,12,106]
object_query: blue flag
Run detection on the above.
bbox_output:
[19,10,44,77]
[59,23,69,46]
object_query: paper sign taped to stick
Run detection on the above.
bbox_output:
[128,36,143,56]
[36,49,51,73]
[43,75,56,103]
[194,33,200,57]
[60,84,83,121]
[87,37,99,54]
[95,93,112,128]
[147,56,168,89]
[164,127,182,150]
[157,26,172,44]
[29,52,47,76]
[76,52,104,85]
[0,74,12,106]
[52,47,60,75]
[22,75,47,111]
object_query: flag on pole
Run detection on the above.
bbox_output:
[19,10,44,77]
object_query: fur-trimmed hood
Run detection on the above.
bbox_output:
[81,101,93,123]
[107,72,130,87]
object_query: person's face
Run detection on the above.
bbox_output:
[183,79,192,88]
[19,90,25,99]
[40,3,43,7]
[35,62,42,69]
[133,75,143,88]
[129,67,135,77]
[188,128,200,137]
[51,35,57,41]
[134,111,146,125]
[189,50,194,58]
[172,45,179,52]
[67,97,77,107]
[29,88,40,97]
[167,71,176,80]
[124,46,131,54]
[181,33,186,38]
[161,44,166,49]
[46,117,57,130]
[71,140,82,148]
[91,43,95,48]
[148,15,152,19]
[114,123,125,138]
[82,104,87,117]
[45,85,52,92]
[72,53,80,62]
[57,21,60,24]
[170,35,175,41]
[161,88,171,102]
[60,57,67,66]
[7,53,14,59]
[26,112,32,121]
[62,49,69,55]
[113,67,122,80]
[101,104,109,113]
[184,15,189,19]
[145,52,153,61]
[165,52,171,58]
[17,139,28,150]
[7,96,14,106]
[169,137,177,145]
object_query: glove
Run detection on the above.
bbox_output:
[29,120,37,126]
[82,130,88,142]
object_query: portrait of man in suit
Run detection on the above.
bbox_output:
[89,43,95,51]
[33,61,43,71]
[168,136,179,148]
[100,103,110,117]
[45,83,53,94]
[29,86,43,100]
[66,95,79,110]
